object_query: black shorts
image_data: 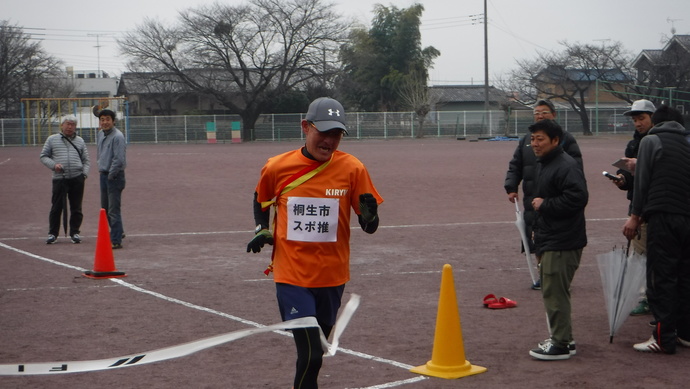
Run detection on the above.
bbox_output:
[275,283,345,326]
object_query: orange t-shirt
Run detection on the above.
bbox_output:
[255,149,383,288]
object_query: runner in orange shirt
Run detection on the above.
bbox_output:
[247,97,383,389]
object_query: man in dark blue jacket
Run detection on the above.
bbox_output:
[527,119,588,361]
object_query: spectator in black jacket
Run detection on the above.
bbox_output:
[504,99,583,290]
[527,119,588,361]
[624,105,690,354]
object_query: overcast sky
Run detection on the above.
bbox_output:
[5,0,690,86]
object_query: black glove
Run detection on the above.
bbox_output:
[359,193,378,223]
[247,229,274,253]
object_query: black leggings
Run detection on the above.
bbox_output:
[292,325,332,389]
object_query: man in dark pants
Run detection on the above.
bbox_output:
[623,105,690,354]
[96,109,127,249]
[609,99,655,316]
[505,99,583,289]
[40,114,90,244]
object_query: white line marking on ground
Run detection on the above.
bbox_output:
[349,376,428,389]
[0,241,423,387]
[0,217,627,242]
[0,158,11,165]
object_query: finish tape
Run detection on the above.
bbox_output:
[0,294,360,376]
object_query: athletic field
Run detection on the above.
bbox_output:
[1,135,686,388]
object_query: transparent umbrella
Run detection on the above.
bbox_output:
[596,244,647,343]
[514,201,538,286]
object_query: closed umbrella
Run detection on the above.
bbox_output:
[62,174,68,237]
[596,244,647,343]
[514,201,538,286]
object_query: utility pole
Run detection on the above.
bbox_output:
[483,0,490,133]
[87,33,110,77]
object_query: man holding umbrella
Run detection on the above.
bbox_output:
[527,119,588,360]
[40,114,90,244]
[623,105,690,354]
[505,99,582,290]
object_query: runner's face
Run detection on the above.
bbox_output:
[302,121,343,162]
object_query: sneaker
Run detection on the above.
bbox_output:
[649,320,657,327]
[112,243,123,249]
[46,235,57,244]
[633,336,664,353]
[678,337,690,347]
[529,341,571,360]
[539,338,577,355]
[531,279,541,290]
[70,234,81,244]
[630,300,651,316]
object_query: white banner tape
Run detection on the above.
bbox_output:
[0,294,360,376]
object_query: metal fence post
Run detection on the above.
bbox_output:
[184,115,188,143]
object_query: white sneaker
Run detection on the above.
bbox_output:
[633,336,663,353]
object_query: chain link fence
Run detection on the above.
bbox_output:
[1,107,638,147]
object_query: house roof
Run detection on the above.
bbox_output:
[632,49,664,67]
[428,85,508,103]
[662,34,690,52]
[540,66,631,83]
[632,35,690,68]
[118,72,193,95]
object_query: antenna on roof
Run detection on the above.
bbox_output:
[667,17,682,35]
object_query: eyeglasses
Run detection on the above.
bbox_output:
[309,122,344,137]
[533,110,553,116]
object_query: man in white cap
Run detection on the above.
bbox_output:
[608,99,655,316]
[246,97,383,388]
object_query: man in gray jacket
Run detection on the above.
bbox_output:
[623,105,690,354]
[40,114,90,244]
[96,109,127,249]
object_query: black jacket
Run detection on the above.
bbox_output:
[616,130,647,209]
[504,131,583,214]
[532,146,588,256]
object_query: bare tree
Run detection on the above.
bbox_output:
[0,20,64,116]
[509,41,634,135]
[396,71,439,138]
[118,0,350,140]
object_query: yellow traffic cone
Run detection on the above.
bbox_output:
[410,264,486,379]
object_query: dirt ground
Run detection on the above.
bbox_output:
[1,135,687,389]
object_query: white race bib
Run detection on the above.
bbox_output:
[286,197,339,242]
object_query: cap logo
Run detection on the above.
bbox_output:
[328,108,340,117]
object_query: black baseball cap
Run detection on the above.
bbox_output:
[305,97,348,135]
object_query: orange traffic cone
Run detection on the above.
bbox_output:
[410,264,486,379]
[83,208,126,279]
